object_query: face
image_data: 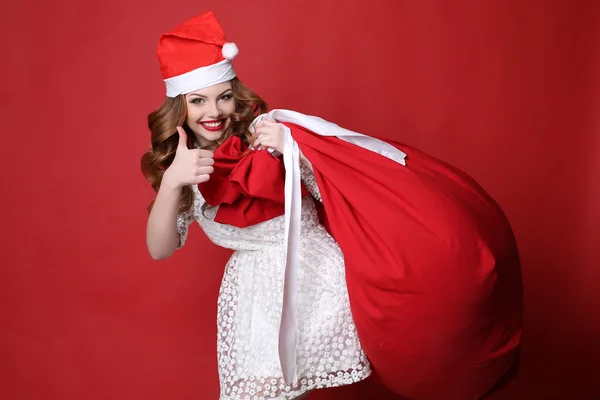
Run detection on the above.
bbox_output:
[184,81,236,147]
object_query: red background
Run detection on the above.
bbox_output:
[2,1,599,399]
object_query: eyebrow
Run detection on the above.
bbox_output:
[187,89,233,99]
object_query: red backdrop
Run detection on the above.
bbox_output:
[2,1,599,399]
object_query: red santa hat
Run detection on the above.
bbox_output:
[157,10,239,98]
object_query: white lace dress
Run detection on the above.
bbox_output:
[176,165,371,399]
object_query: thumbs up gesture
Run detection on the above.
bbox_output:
[163,126,215,189]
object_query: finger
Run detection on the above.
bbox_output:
[250,132,260,142]
[253,132,265,144]
[256,135,274,147]
[257,120,275,129]
[259,125,277,136]
[193,174,211,184]
[194,148,214,159]
[254,136,271,150]
[176,127,188,150]
[257,121,271,130]
[196,157,215,166]
[195,166,214,176]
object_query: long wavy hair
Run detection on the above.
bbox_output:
[141,77,268,214]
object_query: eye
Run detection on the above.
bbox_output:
[220,93,233,101]
[190,97,205,104]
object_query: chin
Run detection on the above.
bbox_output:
[204,130,225,141]
[194,130,223,145]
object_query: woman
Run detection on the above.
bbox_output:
[142,10,523,400]
[142,12,371,400]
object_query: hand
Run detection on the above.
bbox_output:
[252,117,285,154]
[163,127,215,189]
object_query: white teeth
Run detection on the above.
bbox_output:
[202,121,223,128]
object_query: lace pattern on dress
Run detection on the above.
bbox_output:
[300,163,322,203]
[213,199,371,399]
[174,165,371,400]
[175,192,198,249]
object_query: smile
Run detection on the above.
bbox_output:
[199,119,225,132]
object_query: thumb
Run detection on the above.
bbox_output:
[176,126,188,150]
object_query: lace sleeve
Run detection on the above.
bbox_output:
[300,163,322,203]
[176,204,196,249]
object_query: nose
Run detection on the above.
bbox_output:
[207,100,222,119]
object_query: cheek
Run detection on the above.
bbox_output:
[224,101,237,116]
[185,105,198,123]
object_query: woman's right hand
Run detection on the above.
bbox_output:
[162,126,215,189]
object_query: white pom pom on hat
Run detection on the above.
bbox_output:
[222,42,239,60]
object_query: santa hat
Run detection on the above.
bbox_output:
[157,11,239,98]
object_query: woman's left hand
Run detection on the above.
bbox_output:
[252,117,285,154]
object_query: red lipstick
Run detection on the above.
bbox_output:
[199,119,225,132]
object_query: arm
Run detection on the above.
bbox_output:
[146,179,185,260]
[145,127,214,260]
